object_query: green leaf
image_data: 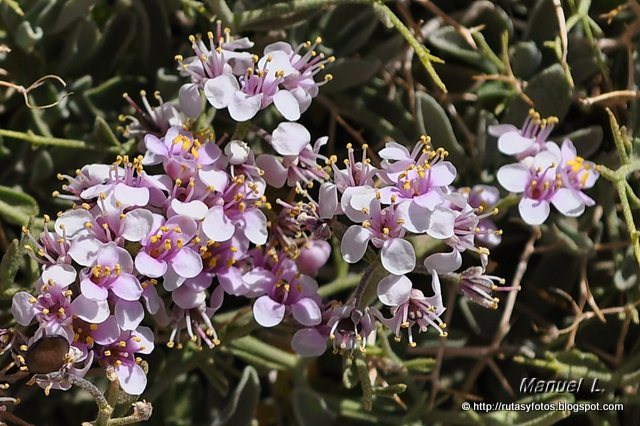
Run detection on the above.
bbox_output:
[292,388,338,426]
[504,64,572,125]
[322,57,381,94]
[415,92,468,167]
[510,41,542,80]
[323,5,378,57]
[524,0,559,46]
[373,383,407,398]
[342,356,359,389]
[403,357,436,373]
[427,27,489,70]
[29,149,54,184]
[52,0,98,33]
[213,366,260,426]
[0,239,24,290]
[614,246,639,291]
[0,186,39,225]
[355,356,373,411]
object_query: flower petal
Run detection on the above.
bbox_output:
[497,163,529,193]
[228,92,262,122]
[202,206,235,242]
[115,362,147,395]
[426,206,457,239]
[518,198,550,225]
[42,264,77,288]
[551,188,585,217]
[204,74,239,109]
[122,209,154,242]
[291,298,322,326]
[134,252,167,278]
[273,90,301,121]
[255,155,288,188]
[241,209,268,245]
[11,292,36,326]
[291,328,327,357]
[424,249,462,274]
[170,248,203,278]
[253,296,285,327]
[381,238,416,275]
[170,199,208,220]
[179,83,202,118]
[71,295,110,323]
[110,274,144,301]
[340,225,371,264]
[115,299,144,331]
[271,122,310,155]
[377,274,412,306]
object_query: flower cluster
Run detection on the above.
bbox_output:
[492,110,600,225]
[9,25,511,400]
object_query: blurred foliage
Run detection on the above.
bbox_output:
[0,0,640,425]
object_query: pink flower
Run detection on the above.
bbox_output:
[340,199,416,276]
[256,122,329,188]
[373,274,446,346]
[326,300,376,354]
[135,215,203,291]
[497,146,584,225]
[245,254,322,328]
[96,327,154,395]
[11,265,109,341]
[489,110,558,160]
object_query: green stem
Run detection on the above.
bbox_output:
[0,128,121,153]
[231,121,251,140]
[318,273,360,298]
[206,0,234,29]
[236,0,376,29]
[228,335,298,370]
[607,108,630,164]
[372,2,447,93]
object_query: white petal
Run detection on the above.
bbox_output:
[204,74,239,109]
[340,225,371,264]
[518,198,550,225]
[426,206,457,239]
[273,90,301,121]
[381,238,416,275]
[377,274,412,306]
[170,199,208,220]
[497,163,529,193]
[228,92,261,122]
[551,188,585,217]
[122,209,154,242]
[271,122,310,155]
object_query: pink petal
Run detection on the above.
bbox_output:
[170,199,208,220]
[172,285,206,309]
[71,295,110,323]
[122,209,154,242]
[497,132,534,155]
[92,316,120,345]
[429,162,457,186]
[318,182,338,220]
[518,198,550,225]
[340,225,372,264]
[114,184,149,207]
[110,274,143,301]
[271,122,310,155]
[241,209,268,245]
[11,292,36,326]
[134,252,167,278]
[228,92,261,122]
[114,299,144,331]
[426,206,457,239]
[55,209,93,239]
[497,163,529,193]
[377,274,412,306]
[42,264,77,288]
[253,295,286,327]
[179,83,203,118]
[68,236,102,266]
[115,362,147,395]
[170,247,203,278]
[551,188,584,216]
[80,277,109,301]
[204,74,239,109]
[202,206,235,242]
[291,328,327,357]
[291,298,322,326]
[273,90,301,121]
[380,238,416,275]
[424,249,462,274]
[255,155,287,188]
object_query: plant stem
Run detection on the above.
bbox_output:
[372,2,447,93]
[0,128,122,153]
